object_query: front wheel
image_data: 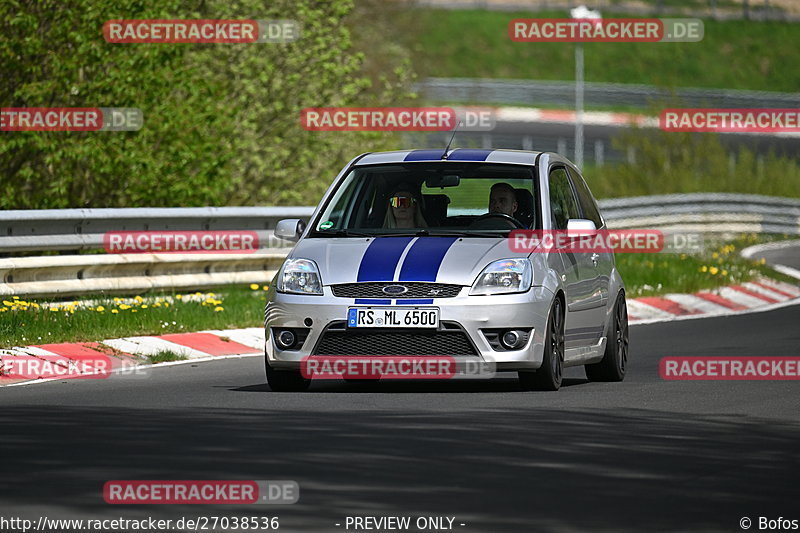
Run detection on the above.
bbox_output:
[265,359,311,392]
[585,292,628,382]
[519,298,564,391]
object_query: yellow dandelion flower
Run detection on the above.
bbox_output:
[250,283,260,290]
[164,302,170,307]
[49,307,59,312]
[119,304,131,310]
[134,295,144,303]
[721,269,728,276]
[96,306,105,312]
[712,252,719,259]
[141,304,148,309]
[176,294,183,300]
[111,309,119,314]
[12,296,19,300]
[214,306,224,312]
[700,266,708,272]
[131,309,138,313]
[709,266,719,275]
[262,285,269,291]
[2,301,13,306]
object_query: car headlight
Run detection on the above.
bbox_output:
[276,258,323,295]
[470,258,532,295]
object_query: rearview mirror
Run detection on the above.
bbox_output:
[274,219,306,241]
[425,174,460,188]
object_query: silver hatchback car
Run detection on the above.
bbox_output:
[264,148,628,391]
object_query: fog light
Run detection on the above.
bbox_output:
[501,330,522,349]
[276,329,296,349]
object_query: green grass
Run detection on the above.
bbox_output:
[617,233,799,297]
[406,9,800,92]
[0,285,269,349]
[146,351,188,364]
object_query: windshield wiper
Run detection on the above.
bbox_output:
[421,230,510,237]
[312,229,377,238]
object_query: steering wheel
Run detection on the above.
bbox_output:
[468,213,525,230]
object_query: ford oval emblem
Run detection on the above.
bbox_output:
[382,284,408,295]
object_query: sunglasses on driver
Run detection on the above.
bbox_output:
[389,196,416,208]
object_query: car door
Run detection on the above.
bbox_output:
[568,167,611,325]
[548,166,603,348]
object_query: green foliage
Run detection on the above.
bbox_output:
[584,126,800,199]
[409,8,800,92]
[0,0,414,208]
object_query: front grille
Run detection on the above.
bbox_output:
[331,282,462,299]
[313,322,478,356]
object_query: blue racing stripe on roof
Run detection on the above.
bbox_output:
[403,149,445,161]
[447,149,493,161]
[398,237,458,282]
[357,237,414,282]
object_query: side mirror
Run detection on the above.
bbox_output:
[275,219,306,241]
[566,219,596,231]
[566,218,596,239]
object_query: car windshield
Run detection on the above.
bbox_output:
[311,162,538,236]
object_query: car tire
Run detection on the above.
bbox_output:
[265,359,311,392]
[585,292,628,382]
[519,297,564,391]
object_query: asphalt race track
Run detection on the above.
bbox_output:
[2,300,800,532]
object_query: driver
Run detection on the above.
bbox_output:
[488,182,518,218]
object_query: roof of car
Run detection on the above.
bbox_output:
[354,148,542,166]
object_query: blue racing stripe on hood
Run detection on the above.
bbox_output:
[447,149,493,161]
[398,237,458,282]
[357,237,414,282]
[404,149,445,161]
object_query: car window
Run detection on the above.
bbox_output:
[548,167,580,230]
[568,168,604,229]
[312,162,538,235]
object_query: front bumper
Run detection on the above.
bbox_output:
[264,286,554,371]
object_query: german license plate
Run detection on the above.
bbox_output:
[347,307,439,328]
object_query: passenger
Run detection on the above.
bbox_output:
[383,184,428,229]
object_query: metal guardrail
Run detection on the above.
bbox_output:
[1,194,798,296]
[417,78,800,109]
[599,193,800,234]
[0,206,313,253]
